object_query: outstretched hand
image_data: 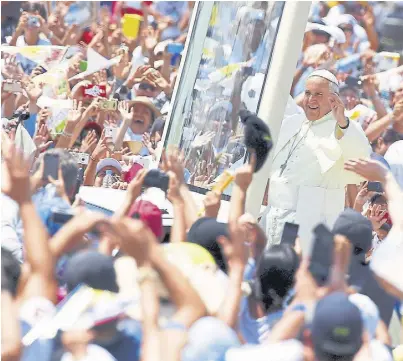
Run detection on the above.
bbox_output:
[161,147,185,185]
[344,158,389,182]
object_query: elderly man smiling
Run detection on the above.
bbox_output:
[260,69,371,251]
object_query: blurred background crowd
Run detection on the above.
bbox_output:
[1,1,403,361]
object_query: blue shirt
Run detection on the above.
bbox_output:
[97,319,142,361]
[238,259,284,344]
[32,184,71,236]
[24,113,37,138]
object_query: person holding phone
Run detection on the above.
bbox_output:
[260,70,371,252]
[8,3,52,74]
[1,149,79,263]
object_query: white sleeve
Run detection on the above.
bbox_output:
[336,119,372,161]
[225,340,304,361]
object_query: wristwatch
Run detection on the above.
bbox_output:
[338,117,350,130]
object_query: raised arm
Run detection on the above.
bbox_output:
[229,153,256,224]
[114,218,206,327]
[1,136,57,303]
[161,148,199,230]
[167,172,186,243]
[49,212,109,260]
[113,169,148,219]
[216,219,248,329]
[114,101,133,151]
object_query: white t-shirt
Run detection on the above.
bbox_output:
[369,340,393,361]
[384,140,403,189]
[225,339,304,361]
[61,344,117,361]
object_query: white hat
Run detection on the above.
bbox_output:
[308,69,339,86]
[324,14,357,27]
[96,158,122,174]
[306,22,346,44]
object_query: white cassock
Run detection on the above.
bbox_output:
[260,109,371,254]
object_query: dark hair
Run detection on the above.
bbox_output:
[33,149,79,196]
[381,129,403,145]
[256,244,299,312]
[21,2,47,20]
[1,248,21,296]
[369,193,387,205]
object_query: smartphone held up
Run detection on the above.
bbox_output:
[42,153,60,181]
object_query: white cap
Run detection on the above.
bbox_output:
[308,69,339,86]
[324,14,357,27]
[306,22,346,44]
[96,158,122,174]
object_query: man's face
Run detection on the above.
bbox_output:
[340,88,359,110]
[303,77,333,121]
[374,137,390,156]
[129,103,153,134]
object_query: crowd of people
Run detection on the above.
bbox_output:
[1,1,403,361]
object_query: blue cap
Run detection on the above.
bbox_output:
[332,208,373,253]
[312,292,363,358]
[64,251,119,293]
[182,317,240,361]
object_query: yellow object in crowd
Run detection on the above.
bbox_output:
[163,243,216,267]
[394,345,403,361]
[122,14,143,39]
[210,4,218,26]
[327,1,339,8]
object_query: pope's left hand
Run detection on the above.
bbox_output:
[329,93,347,127]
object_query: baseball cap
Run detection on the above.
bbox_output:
[64,251,119,293]
[332,208,373,254]
[128,200,163,238]
[187,217,229,272]
[238,109,273,172]
[96,158,123,174]
[348,293,380,339]
[312,292,363,358]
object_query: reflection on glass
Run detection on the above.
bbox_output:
[172,1,284,196]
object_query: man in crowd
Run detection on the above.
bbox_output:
[260,69,371,250]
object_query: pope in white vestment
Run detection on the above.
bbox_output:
[260,70,371,253]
